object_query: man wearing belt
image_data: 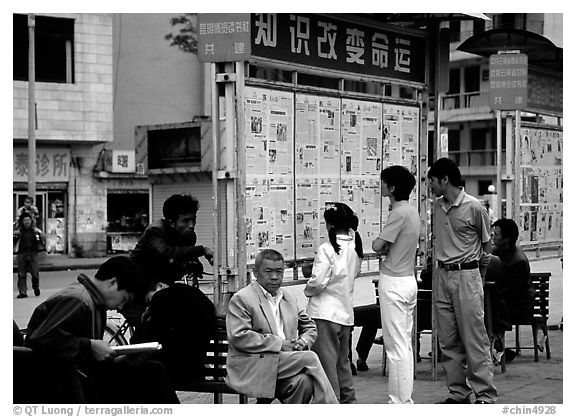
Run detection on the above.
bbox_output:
[427,158,497,404]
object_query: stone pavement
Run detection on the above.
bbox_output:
[175,322,563,405]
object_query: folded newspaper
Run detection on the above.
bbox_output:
[111,342,162,355]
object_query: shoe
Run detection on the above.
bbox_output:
[16,294,28,299]
[474,400,492,404]
[437,398,471,404]
[34,289,40,296]
[356,359,369,372]
[537,335,547,352]
[350,362,357,375]
[373,335,384,345]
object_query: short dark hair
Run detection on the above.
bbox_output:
[95,256,143,294]
[18,212,32,226]
[162,194,199,223]
[493,218,519,245]
[24,196,34,203]
[255,249,284,268]
[427,158,462,186]
[380,165,416,201]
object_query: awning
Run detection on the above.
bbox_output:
[457,28,562,71]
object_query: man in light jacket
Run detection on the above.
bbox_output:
[226,249,337,403]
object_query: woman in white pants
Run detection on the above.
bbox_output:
[372,166,420,404]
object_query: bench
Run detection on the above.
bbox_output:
[173,316,248,404]
[509,272,552,361]
[13,322,87,403]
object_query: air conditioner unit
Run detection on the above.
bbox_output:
[104,150,136,173]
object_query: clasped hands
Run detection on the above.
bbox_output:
[281,338,307,352]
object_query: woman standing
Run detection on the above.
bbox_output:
[372,165,420,404]
[304,202,363,403]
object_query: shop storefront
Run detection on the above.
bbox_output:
[106,189,149,253]
[13,147,70,253]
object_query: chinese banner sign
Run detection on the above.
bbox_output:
[251,13,426,83]
[197,13,252,62]
[13,148,70,182]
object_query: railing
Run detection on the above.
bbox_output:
[448,149,506,167]
[441,91,489,110]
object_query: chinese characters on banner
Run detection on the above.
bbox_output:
[251,13,426,83]
[518,128,563,243]
[197,14,251,62]
[13,148,70,182]
[244,86,420,262]
[489,53,528,110]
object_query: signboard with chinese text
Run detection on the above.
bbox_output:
[251,14,426,83]
[13,147,70,182]
[197,13,251,62]
[489,53,528,110]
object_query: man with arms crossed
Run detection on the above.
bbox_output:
[427,158,497,404]
[226,249,338,403]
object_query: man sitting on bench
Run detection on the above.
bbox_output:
[226,249,338,403]
[25,256,179,403]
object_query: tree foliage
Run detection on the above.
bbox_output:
[164,14,198,54]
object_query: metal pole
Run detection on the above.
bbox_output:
[235,62,248,290]
[505,114,514,217]
[210,63,222,315]
[496,110,502,218]
[27,14,36,201]
[514,110,522,223]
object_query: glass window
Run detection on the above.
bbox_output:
[13,14,75,83]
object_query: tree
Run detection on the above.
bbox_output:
[164,14,198,54]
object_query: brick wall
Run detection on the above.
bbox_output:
[13,13,113,143]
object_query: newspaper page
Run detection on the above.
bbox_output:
[245,87,294,176]
[245,88,268,175]
[245,175,295,262]
[381,103,420,224]
[518,127,563,243]
[295,178,319,259]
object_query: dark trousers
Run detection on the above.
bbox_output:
[349,304,381,362]
[17,251,40,295]
[89,359,180,404]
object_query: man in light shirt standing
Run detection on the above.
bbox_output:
[226,249,337,403]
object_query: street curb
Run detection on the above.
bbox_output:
[13,262,107,273]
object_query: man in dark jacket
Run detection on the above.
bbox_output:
[491,218,534,323]
[130,194,214,287]
[25,256,179,403]
[14,212,46,298]
[125,194,214,324]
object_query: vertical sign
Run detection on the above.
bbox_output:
[197,13,251,62]
[489,52,528,110]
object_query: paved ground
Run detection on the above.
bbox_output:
[12,253,564,406]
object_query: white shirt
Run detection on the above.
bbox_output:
[304,232,362,326]
[257,283,286,340]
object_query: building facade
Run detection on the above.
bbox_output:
[13,13,114,256]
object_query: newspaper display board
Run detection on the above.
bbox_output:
[518,127,563,243]
[244,87,295,261]
[244,86,420,263]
